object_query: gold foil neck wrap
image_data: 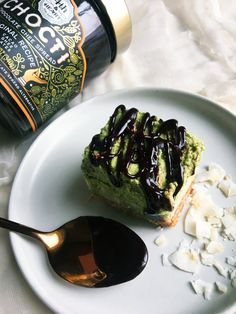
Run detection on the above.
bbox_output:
[101,0,132,54]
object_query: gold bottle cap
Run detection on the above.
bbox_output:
[101,0,132,54]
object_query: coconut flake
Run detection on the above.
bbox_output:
[203,283,214,300]
[196,220,212,240]
[213,261,228,278]
[169,247,200,273]
[190,279,213,300]
[205,241,224,254]
[200,251,216,266]
[191,279,204,295]
[218,178,236,197]
[221,207,236,240]
[184,208,219,240]
[215,281,228,294]
[190,189,223,219]
[196,163,225,185]
[207,216,222,228]
[221,228,236,241]
[224,207,236,215]
[161,254,171,267]
[184,207,199,237]
[210,227,219,241]
[190,189,214,211]
[178,239,192,249]
[154,234,167,247]
[226,256,236,267]
[184,185,224,240]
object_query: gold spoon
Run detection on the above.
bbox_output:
[0,216,148,287]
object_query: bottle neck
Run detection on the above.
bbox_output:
[86,0,117,62]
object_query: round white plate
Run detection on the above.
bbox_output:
[9,88,236,314]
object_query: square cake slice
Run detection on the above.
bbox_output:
[82,105,204,227]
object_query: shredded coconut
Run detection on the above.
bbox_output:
[196,163,225,186]
[190,279,213,300]
[154,234,167,247]
[218,178,236,197]
[168,246,200,274]
[215,281,228,294]
[156,163,236,300]
[226,256,236,267]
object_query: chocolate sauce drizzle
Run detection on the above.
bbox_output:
[89,105,186,216]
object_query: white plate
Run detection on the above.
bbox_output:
[9,88,236,314]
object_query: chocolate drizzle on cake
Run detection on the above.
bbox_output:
[89,105,186,215]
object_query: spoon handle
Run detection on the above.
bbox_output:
[0,217,41,240]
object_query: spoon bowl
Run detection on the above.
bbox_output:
[0,216,148,287]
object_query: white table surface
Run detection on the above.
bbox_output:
[0,1,236,313]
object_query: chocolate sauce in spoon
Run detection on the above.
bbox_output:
[0,216,148,288]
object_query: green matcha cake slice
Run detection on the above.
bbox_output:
[82,105,204,227]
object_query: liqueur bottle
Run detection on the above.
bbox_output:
[0,0,132,136]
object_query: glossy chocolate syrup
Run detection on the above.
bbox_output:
[89,105,186,215]
[89,216,148,287]
[48,216,148,287]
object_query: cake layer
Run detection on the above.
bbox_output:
[82,105,204,226]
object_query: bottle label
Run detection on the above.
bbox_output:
[0,0,86,131]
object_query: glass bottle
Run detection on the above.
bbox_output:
[0,0,132,136]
